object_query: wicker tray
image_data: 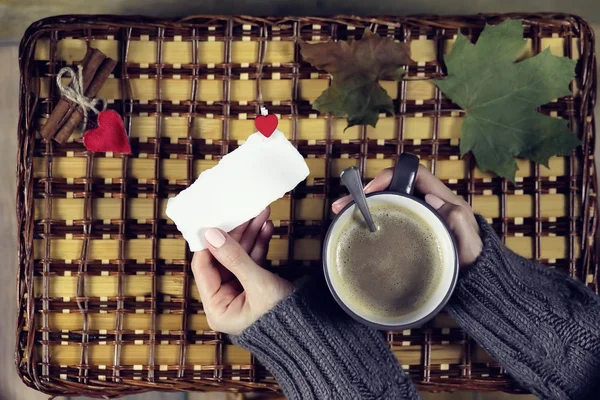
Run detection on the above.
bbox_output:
[16,13,598,398]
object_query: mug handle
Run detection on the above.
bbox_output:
[389,153,420,195]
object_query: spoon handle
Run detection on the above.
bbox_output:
[340,167,378,232]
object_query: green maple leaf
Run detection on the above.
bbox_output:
[435,19,580,181]
[300,29,412,130]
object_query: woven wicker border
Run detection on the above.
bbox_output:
[16,13,598,398]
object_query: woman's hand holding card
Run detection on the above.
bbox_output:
[192,207,294,335]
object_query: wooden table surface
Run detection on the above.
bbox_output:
[2,19,598,398]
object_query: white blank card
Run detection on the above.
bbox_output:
[166,130,309,251]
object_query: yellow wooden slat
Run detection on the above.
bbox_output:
[130,79,157,100]
[97,78,122,99]
[230,41,294,64]
[571,38,581,61]
[163,116,191,140]
[52,157,86,178]
[295,198,323,221]
[265,41,295,63]
[192,160,219,177]
[540,157,566,177]
[163,41,192,64]
[393,344,462,365]
[34,198,153,221]
[196,80,223,101]
[191,117,222,139]
[266,238,288,261]
[34,274,191,298]
[405,80,436,100]
[305,158,325,178]
[270,198,291,221]
[297,118,327,140]
[198,42,225,64]
[37,313,210,332]
[506,237,533,258]
[161,80,192,101]
[410,39,436,62]
[474,158,532,179]
[231,41,258,64]
[473,194,575,219]
[34,39,50,60]
[332,120,360,140]
[130,115,156,138]
[33,239,187,261]
[131,116,196,142]
[436,160,467,180]
[230,80,292,102]
[127,198,154,220]
[506,195,533,218]
[33,157,47,178]
[405,117,433,139]
[128,41,158,63]
[367,117,396,140]
[223,346,252,365]
[541,194,567,217]
[472,196,500,219]
[129,159,157,179]
[161,159,187,180]
[541,38,565,57]
[56,39,87,63]
[298,79,329,103]
[540,236,581,259]
[393,345,422,365]
[49,344,217,365]
[33,38,227,65]
[438,117,463,139]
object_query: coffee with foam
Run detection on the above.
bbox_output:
[330,205,444,318]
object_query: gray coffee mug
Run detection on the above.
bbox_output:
[323,153,459,330]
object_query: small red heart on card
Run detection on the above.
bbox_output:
[83,110,132,154]
[254,113,278,138]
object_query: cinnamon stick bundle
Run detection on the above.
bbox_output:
[41,47,117,143]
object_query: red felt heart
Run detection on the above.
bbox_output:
[83,110,132,154]
[254,113,278,138]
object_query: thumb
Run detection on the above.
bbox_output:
[204,228,264,287]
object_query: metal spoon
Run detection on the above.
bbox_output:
[340,166,378,232]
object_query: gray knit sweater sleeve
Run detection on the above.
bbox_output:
[233,216,600,399]
[231,282,422,400]
[447,215,600,400]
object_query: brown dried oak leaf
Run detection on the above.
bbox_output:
[300,29,412,129]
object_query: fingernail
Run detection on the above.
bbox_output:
[332,197,346,207]
[363,180,374,193]
[425,194,445,210]
[205,228,226,248]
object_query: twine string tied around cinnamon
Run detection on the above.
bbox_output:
[56,65,107,132]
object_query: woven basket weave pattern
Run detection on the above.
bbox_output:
[16,14,598,398]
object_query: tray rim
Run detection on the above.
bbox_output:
[16,12,599,398]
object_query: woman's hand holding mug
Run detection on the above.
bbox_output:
[332,165,482,268]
